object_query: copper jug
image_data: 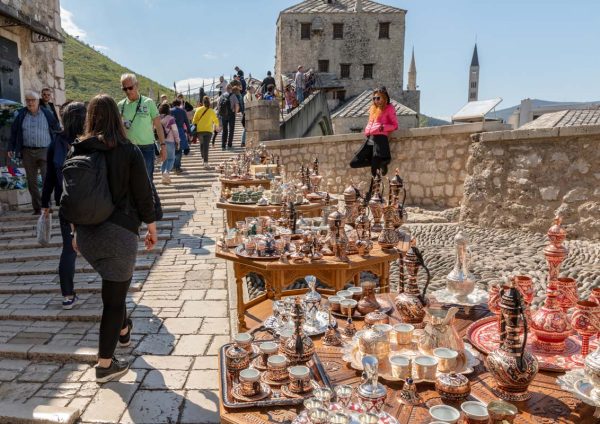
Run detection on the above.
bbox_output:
[485,281,539,402]
[357,281,381,315]
[419,307,464,355]
[394,240,430,325]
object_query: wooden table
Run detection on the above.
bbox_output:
[216,246,397,332]
[219,294,597,424]
[216,201,328,229]
[220,177,272,199]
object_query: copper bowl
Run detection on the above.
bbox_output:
[435,372,471,402]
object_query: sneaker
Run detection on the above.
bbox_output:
[173,168,183,175]
[95,357,130,383]
[62,294,78,310]
[32,210,41,216]
[161,172,171,185]
[119,318,133,347]
[203,161,210,169]
[381,164,388,176]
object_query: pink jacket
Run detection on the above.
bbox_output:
[364,104,398,137]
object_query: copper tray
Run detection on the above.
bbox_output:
[331,297,394,320]
[235,246,280,260]
[220,340,332,409]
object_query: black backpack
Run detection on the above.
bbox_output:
[60,150,114,225]
[218,94,231,118]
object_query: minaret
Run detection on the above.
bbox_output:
[468,44,479,102]
[407,48,417,91]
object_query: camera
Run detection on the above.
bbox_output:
[123,120,132,129]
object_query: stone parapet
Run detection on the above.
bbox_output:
[245,100,281,147]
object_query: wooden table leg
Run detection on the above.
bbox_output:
[380,261,390,293]
[353,273,360,286]
[233,265,248,332]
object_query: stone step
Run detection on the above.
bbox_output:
[0,401,80,424]
[0,342,97,363]
[0,280,143,295]
[0,220,174,237]
[0,257,155,277]
[0,241,166,264]
[0,231,171,251]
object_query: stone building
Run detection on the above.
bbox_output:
[0,0,65,104]
[331,89,418,134]
[275,0,420,112]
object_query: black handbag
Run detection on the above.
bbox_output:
[151,182,163,221]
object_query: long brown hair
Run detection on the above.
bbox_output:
[368,87,390,121]
[82,94,128,149]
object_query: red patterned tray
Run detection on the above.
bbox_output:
[466,315,598,372]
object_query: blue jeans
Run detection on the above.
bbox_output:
[174,148,182,170]
[137,144,156,181]
[161,142,176,173]
[59,215,77,297]
[297,89,304,103]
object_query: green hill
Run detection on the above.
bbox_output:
[63,34,174,102]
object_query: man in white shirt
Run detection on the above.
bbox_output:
[295,65,305,104]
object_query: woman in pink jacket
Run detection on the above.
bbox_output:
[350,87,398,176]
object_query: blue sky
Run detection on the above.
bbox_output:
[61,0,600,117]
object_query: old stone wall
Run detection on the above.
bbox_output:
[264,122,509,208]
[275,10,405,99]
[244,100,281,148]
[280,91,332,139]
[460,126,600,239]
[0,0,65,104]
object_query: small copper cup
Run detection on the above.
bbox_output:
[348,286,363,301]
[288,365,311,393]
[487,400,518,423]
[267,354,288,381]
[393,323,414,345]
[258,341,278,368]
[328,296,342,313]
[340,299,358,316]
[239,368,261,397]
[234,332,254,355]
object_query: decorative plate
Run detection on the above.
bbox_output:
[280,380,319,399]
[557,368,600,418]
[291,402,399,424]
[466,315,598,372]
[429,287,489,306]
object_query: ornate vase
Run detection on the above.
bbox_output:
[556,277,579,312]
[572,300,600,358]
[357,281,381,315]
[303,275,321,328]
[343,184,360,225]
[378,204,401,249]
[368,174,384,233]
[282,297,315,365]
[357,356,387,414]
[394,241,430,325]
[446,230,476,298]
[486,282,539,402]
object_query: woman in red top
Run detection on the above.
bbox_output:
[350,87,398,176]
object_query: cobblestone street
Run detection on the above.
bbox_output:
[0,140,243,423]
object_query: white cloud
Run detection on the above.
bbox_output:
[60,7,86,39]
[202,52,218,60]
[175,77,220,93]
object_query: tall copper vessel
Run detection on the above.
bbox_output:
[486,281,539,402]
[394,240,430,325]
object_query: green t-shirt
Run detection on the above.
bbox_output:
[117,95,159,146]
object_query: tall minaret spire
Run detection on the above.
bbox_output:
[468,43,479,102]
[407,47,417,91]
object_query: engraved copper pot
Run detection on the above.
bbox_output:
[224,341,250,382]
[394,241,430,325]
[485,282,538,402]
[357,281,381,315]
[282,297,315,365]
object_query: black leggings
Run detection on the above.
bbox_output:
[99,278,131,359]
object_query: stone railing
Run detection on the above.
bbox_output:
[263,122,509,208]
[280,90,333,139]
[460,125,600,239]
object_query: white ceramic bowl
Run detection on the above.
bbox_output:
[461,401,489,421]
[429,405,461,423]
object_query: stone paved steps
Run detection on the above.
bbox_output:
[0,221,174,240]
[0,256,155,277]
[0,401,80,424]
[0,342,97,363]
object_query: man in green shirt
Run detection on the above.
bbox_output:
[118,73,166,181]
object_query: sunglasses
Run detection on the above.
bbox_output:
[122,86,135,92]
[372,96,381,101]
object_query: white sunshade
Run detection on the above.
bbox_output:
[452,98,503,122]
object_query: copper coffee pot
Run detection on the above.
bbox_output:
[394,239,430,325]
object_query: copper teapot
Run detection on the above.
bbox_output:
[394,240,430,325]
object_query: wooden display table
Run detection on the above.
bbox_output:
[216,246,396,332]
[219,294,597,424]
[220,177,272,198]
[216,201,327,229]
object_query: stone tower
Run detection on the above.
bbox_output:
[468,44,479,102]
[407,48,417,91]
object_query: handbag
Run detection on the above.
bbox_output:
[151,182,163,221]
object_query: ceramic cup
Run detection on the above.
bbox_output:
[340,299,358,316]
[428,405,461,423]
[348,286,363,301]
[328,296,343,313]
[334,384,353,410]
[461,401,490,423]
[259,341,278,368]
[302,397,323,412]
[313,387,334,408]
[329,412,351,424]
[487,400,518,423]
[373,324,393,341]
[308,408,329,424]
[337,290,353,299]
[239,368,261,397]
[414,355,438,381]
[288,365,311,393]
[234,332,254,355]
[433,347,459,373]
[357,412,379,424]
[393,323,414,345]
[389,354,412,380]
[267,354,288,381]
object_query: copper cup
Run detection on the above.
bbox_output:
[487,400,518,423]
[239,368,261,397]
[234,332,254,355]
[340,299,358,316]
[348,286,363,301]
[328,296,342,313]
[267,354,288,381]
[288,365,311,393]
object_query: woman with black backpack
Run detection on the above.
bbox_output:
[67,94,157,383]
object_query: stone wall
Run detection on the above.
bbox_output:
[0,0,65,104]
[275,8,405,99]
[263,122,509,208]
[280,91,332,139]
[244,100,281,148]
[460,126,600,239]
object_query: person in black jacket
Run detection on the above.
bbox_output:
[41,102,86,310]
[69,94,157,383]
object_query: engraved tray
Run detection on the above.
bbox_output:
[228,199,259,205]
[235,245,280,260]
[331,297,394,320]
[220,340,332,409]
